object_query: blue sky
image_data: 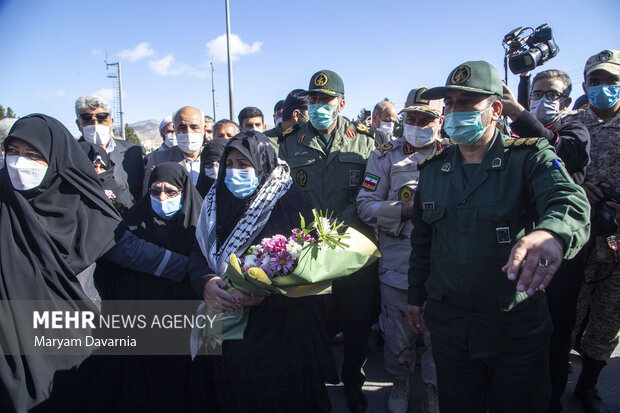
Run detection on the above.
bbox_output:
[0,0,618,137]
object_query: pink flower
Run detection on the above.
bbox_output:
[262,234,288,253]
[104,190,116,201]
[270,251,294,275]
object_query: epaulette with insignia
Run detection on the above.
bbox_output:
[282,125,297,137]
[355,123,372,136]
[504,137,544,149]
[417,148,447,169]
[378,142,394,154]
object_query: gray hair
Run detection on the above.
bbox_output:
[0,118,18,143]
[75,95,111,117]
[532,69,572,96]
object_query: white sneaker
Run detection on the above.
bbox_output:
[387,376,409,413]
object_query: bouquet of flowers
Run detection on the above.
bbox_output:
[225,209,380,297]
[104,189,127,215]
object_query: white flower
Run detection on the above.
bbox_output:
[261,255,271,268]
[286,241,302,260]
[243,253,257,268]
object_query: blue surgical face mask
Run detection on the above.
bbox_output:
[150,195,182,219]
[225,168,259,199]
[588,84,620,110]
[308,103,337,130]
[443,105,492,146]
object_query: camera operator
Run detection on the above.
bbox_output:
[565,49,620,413]
[503,70,590,180]
[503,69,591,413]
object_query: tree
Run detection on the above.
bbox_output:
[6,107,16,118]
[124,124,142,146]
[0,105,5,120]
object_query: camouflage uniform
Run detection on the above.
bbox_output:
[567,107,620,360]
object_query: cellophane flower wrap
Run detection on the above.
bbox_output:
[225,209,380,297]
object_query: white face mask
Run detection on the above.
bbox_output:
[6,155,48,191]
[164,133,177,148]
[529,98,561,126]
[176,133,203,154]
[204,161,219,179]
[274,117,283,126]
[82,124,112,147]
[403,124,436,148]
[379,121,394,136]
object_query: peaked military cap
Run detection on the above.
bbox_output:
[304,70,344,97]
[422,61,503,100]
[399,87,443,117]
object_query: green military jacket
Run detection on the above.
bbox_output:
[408,130,590,357]
[278,117,375,231]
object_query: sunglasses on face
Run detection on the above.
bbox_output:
[79,113,110,122]
[149,188,181,198]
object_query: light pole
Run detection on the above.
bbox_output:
[210,61,216,121]
[225,0,235,121]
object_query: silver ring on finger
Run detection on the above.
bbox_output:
[537,258,549,268]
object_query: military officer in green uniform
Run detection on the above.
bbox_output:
[278,70,377,412]
[406,61,591,413]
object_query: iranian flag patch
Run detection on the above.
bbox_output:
[362,173,380,191]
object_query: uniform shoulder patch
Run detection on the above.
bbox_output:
[362,172,380,191]
[504,137,544,149]
[417,148,447,169]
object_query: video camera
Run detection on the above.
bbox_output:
[502,24,559,75]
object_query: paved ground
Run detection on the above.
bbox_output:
[327,335,620,413]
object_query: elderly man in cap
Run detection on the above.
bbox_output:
[406,61,590,413]
[155,115,176,152]
[143,106,205,191]
[75,95,144,203]
[357,88,443,413]
[565,50,620,413]
[278,70,377,412]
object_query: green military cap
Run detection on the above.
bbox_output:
[399,87,443,117]
[422,61,503,100]
[305,69,344,97]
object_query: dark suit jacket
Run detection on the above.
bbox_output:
[78,137,144,204]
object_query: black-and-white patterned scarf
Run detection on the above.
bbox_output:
[195,159,292,278]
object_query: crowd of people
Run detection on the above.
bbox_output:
[0,48,618,413]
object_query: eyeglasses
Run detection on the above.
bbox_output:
[79,113,110,122]
[149,188,181,198]
[529,90,567,101]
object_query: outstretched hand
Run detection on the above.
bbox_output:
[502,230,564,296]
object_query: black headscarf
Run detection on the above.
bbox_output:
[196,137,228,198]
[0,114,123,411]
[123,162,203,255]
[78,141,133,208]
[215,131,279,245]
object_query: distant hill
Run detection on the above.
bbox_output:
[129,119,160,152]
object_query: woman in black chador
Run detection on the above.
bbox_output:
[95,162,203,412]
[0,115,188,412]
[190,131,338,413]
